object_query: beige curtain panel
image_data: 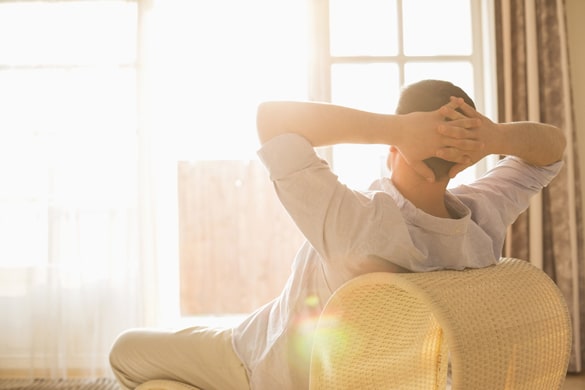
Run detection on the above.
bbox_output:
[495,0,585,373]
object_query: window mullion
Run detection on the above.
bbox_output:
[396,0,405,86]
[308,0,331,103]
[330,55,474,64]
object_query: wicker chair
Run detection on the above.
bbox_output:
[309,257,572,390]
[135,258,572,390]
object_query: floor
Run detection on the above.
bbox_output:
[564,370,585,389]
[0,378,118,390]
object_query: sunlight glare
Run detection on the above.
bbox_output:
[0,2,136,65]
[329,0,398,56]
[403,0,472,56]
[147,0,309,161]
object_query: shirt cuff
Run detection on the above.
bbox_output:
[500,156,564,187]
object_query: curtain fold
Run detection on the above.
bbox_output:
[495,0,584,373]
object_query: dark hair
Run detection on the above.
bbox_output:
[395,79,476,179]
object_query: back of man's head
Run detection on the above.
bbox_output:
[395,79,476,180]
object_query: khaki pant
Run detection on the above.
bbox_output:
[109,326,250,390]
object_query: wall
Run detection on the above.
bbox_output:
[566,0,585,227]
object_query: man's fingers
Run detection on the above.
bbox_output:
[439,105,466,121]
[437,124,484,153]
[451,97,480,118]
[435,147,473,164]
[447,96,464,110]
[440,137,484,152]
[438,96,470,121]
[438,120,481,138]
[441,96,485,122]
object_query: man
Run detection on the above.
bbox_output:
[110,80,565,390]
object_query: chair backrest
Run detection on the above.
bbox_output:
[309,258,572,390]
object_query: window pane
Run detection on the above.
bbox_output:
[0,1,138,273]
[0,1,137,65]
[331,63,400,112]
[150,0,308,161]
[331,63,399,190]
[403,0,472,56]
[404,61,475,100]
[329,0,398,56]
[47,131,137,208]
[0,68,136,136]
[0,202,47,267]
[331,143,390,190]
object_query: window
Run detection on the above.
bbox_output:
[172,0,496,324]
[0,0,138,271]
[0,1,497,333]
[148,0,309,323]
[0,0,139,375]
[311,0,496,190]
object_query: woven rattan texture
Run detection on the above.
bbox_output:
[309,258,572,390]
[0,379,119,390]
[310,275,447,389]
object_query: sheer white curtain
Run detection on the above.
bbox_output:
[0,0,308,378]
[0,0,143,378]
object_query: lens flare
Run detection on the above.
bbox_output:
[288,295,352,379]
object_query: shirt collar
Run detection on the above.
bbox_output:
[372,178,472,235]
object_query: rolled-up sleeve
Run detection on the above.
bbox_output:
[258,134,348,258]
[257,133,317,181]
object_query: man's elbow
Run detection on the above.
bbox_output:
[553,125,567,163]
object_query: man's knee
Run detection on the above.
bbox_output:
[110,329,132,367]
[109,330,141,389]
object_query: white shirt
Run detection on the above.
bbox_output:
[232,133,563,390]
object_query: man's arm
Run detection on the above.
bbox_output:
[436,98,567,177]
[256,100,482,181]
[489,121,566,165]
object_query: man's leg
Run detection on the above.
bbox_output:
[109,326,249,390]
